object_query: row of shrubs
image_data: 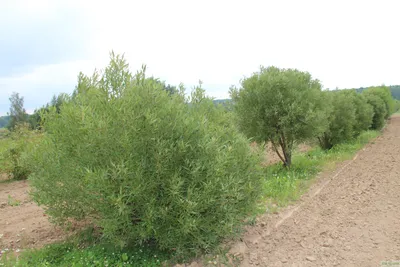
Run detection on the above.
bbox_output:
[230,66,397,167]
[318,86,394,149]
[9,55,397,257]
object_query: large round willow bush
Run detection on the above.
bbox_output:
[30,55,262,255]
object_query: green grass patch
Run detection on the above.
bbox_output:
[0,244,168,267]
[0,228,170,267]
[262,130,379,207]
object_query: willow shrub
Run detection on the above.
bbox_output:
[364,92,387,130]
[363,86,394,118]
[230,66,328,167]
[362,86,395,129]
[341,90,374,136]
[29,54,262,256]
[318,90,357,150]
[3,123,37,180]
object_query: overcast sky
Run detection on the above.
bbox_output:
[0,0,399,115]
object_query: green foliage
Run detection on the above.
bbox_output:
[213,99,231,106]
[363,92,387,130]
[352,93,374,135]
[29,93,70,130]
[7,194,21,206]
[2,123,39,180]
[390,85,400,100]
[0,116,10,128]
[0,128,10,138]
[50,93,70,113]
[363,86,394,118]
[318,86,392,149]
[1,127,378,267]
[356,85,400,101]
[0,241,168,267]
[28,111,41,130]
[29,54,263,256]
[394,99,400,113]
[318,90,357,150]
[341,90,374,136]
[230,66,328,167]
[163,83,179,95]
[7,92,29,130]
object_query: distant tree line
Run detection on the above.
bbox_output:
[0,116,10,128]
[356,85,400,100]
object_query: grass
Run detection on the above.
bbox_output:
[0,130,380,267]
[0,243,169,267]
[0,227,171,267]
[7,195,21,207]
[262,130,379,207]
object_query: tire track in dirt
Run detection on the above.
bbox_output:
[227,116,400,267]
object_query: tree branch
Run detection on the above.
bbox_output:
[271,140,286,165]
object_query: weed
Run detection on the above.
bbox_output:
[7,195,20,207]
[0,236,170,267]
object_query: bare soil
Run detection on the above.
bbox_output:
[226,116,400,266]
[0,180,65,250]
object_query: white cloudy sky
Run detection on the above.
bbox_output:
[0,0,399,115]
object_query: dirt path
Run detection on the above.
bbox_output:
[227,116,400,266]
[0,180,64,251]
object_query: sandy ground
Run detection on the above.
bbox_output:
[224,116,400,266]
[0,179,64,251]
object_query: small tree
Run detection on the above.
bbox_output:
[364,86,394,118]
[318,90,357,150]
[230,66,328,167]
[364,92,387,130]
[7,92,28,130]
[352,93,374,135]
[341,90,374,137]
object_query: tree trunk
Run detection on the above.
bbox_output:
[318,133,333,150]
[283,148,292,168]
[270,140,286,165]
[278,133,292,168]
